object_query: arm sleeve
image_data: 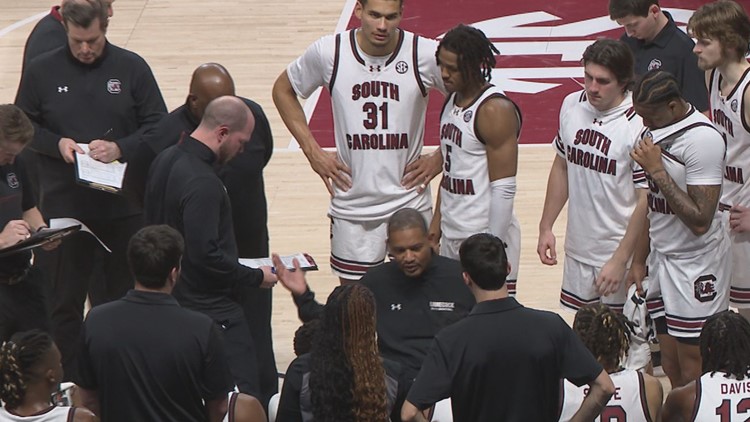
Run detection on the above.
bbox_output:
[182,176,264,288]
[404,338,452,410]
[71,321,97,390]
[15,67,66,160]
[113,58,167,162]
[558,316,604,387]
[684,128,725,185]
[489,177,516,240]
[200,322,235,400]
[293,286,325,322]
[251,103,274,166]
[276,358,305,422]
[17,159,37,211]
[286,36,334,99]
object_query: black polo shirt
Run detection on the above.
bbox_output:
[621,12,708,112]
[406,297,603,421]
[74,290,234,422]
[0,158,35,277]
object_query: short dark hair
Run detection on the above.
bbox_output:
[437,24,499,87]
[701,310,750,380]
[0,104,34,146]
[459,233,508,290]
[633,70,682,107]
[582,38,635,90]
[608,0,659,20]
[127,225,184,289]
[387,208,427,236]
[62,0,109,31]
[688,0,750,60]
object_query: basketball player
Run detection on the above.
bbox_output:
[631,70,730,387]
[428,24,522,295]
[558,303,663,422]
[272,0,444,283]
[688,0,750,322]
[537,39,648,312]
[662,311,750,421]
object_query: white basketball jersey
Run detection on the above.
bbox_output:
[439,85,521,240]
[0,406,75,422]
[710,68,750,209]
[555,91,647,266]
[286,29,443,221]
[558,369,651,422]
[693,372,750,421]
[639,106,727,257]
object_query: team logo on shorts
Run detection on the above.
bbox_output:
[647,59,662,71]
[6,172,18,189]
[732,99,739,112]
[395,61,409,74]
[694,275,718,302]
[463,110,473,122]
[106,79,122,94]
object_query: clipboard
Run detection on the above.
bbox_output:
[239,253,319,271]
[0,225,81,258]
[74,144,127,194]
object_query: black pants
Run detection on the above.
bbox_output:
[236,285,277,408]
[35,215,143,379]
[0,266,50,342]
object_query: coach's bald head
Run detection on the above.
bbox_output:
[188,63,236,121]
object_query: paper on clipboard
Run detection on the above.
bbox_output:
[74,144,127,193]
[239,253,318,271]
[49,217,111,252]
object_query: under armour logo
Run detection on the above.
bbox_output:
[58,86,69,93]
[369,65,382,72]
[592,118,602,126]
[390,304,402,311]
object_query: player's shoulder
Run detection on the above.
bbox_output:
[559,90,589,118]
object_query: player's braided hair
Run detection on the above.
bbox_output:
[701,311,750,380]
[633,70,682,107]
[438,24,499,87]
[573,304,631,371]
[0,330,55,409]
[310,284,388,421]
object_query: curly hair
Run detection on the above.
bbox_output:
[437,24,499,88]
[701,311,750,380]
[573,304,631,371]
[309,284,388,421]
[688,0,750,60]
[0,330,55,409]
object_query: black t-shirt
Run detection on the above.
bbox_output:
[74,290,233,422]
[406,297,603,422]
[0,158,35,276]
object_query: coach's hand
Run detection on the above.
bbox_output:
[307,147,351,196]
[272,254,308,296]
[536,229,557,265]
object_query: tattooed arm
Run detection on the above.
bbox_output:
[630,134,720,236]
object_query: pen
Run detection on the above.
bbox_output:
[102,128,113,138]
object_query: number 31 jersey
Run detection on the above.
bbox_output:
[287,29,443,221]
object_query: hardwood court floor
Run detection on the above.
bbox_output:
[1,0,569,381]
